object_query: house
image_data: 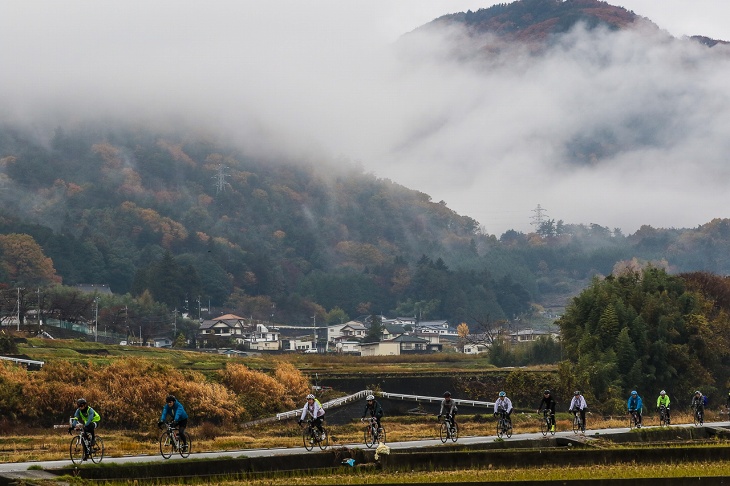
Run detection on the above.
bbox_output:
[327,321,367,342]
[415,320,457,336]
[464,343,489,354]
[334,340,361,354]
[151,336,173,348]
[197,314,248,345]
[245,323,281,351]
[509,329,554,343]
[282,338,316,352]
[360,340,401,357]
[381,324,407,340]
[390,334,431,353]
[75,284,114,295]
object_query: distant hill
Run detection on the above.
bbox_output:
[428,0,644,42]
[415,0,727,47]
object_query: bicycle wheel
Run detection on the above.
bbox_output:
[693,411,700,426]
[303,427,314,451]
[179,432,191,458]
[70,436,85,465]
[572,415,580,434]
[506,421,513,438]
[440,421,449,443]
[90,437,104,464]
[496,419,504,438]
[364,426,376,448]
[699,411,704,426]
[540,417,548,437]
[451,423,459,442]
[629,413,635,429]
[318,427,329,450]
[160,431,174,459]
[378,426,386,444]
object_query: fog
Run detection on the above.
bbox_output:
[2,1,730,236]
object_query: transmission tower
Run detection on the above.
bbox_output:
[213,164,230,194]
[530,204,548,229]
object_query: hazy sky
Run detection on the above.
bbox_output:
[2,1,730,236]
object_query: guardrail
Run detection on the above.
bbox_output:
[0,355,45,367]
[240,389,494,428]
[380,391,494,408]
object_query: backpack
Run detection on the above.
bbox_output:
[703,395,709,407]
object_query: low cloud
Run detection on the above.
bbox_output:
[2,2,730,235]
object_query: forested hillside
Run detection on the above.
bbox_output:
[2,121,730,335]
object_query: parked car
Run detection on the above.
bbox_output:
[119,341,128,346]
[304,348,318,354]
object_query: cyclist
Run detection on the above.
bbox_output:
[569,390,587,432]
[493,391,513,427]
[298,393,326,439]
[361,393,384,431]
[159,395,189,451]
[537,389,556,432]
[70,398,100,460]
[656,390,671,424]
[691,390,705,423]
[438,391,458,429]
[627,390,643,428]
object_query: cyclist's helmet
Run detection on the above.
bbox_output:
[366,394,375,401]
[444,391,451,398]
[631,390,637,395]
[660,390,666,395]
[76,398,87,406]
[499,391,506,397]
[574,390,581,396]
[543,390,551,395]
[306,393,315,400]
[695,390,701,395]
[166,395,176,403]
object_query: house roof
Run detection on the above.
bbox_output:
[75,284,114,295]
[389,334,429,343]
[213,314,245,321]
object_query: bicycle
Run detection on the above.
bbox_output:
[362,416,386,448]
[300,418,329,451]
[629,410,641,429]
[438,414,458,443]
[658,405,669,426]
[69,424,104,465]
[693,407,704,426]
[571,409,585,434]
[495,410,512,439]
[539,409,555,436]
[159,421,191,459]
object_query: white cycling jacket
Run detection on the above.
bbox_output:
[569,395,587,410]
[494,397,513,413]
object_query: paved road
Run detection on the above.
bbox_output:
[1,421,728,474]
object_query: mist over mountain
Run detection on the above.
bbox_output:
[2,0,730,326]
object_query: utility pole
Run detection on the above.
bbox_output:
[312,315,317,351]
[94,298,99,342]
[36,288,41,328]
[16,287,23,332]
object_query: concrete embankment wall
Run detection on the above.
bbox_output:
[34,427,730,484]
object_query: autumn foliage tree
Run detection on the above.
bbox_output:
[0,234,61,287]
